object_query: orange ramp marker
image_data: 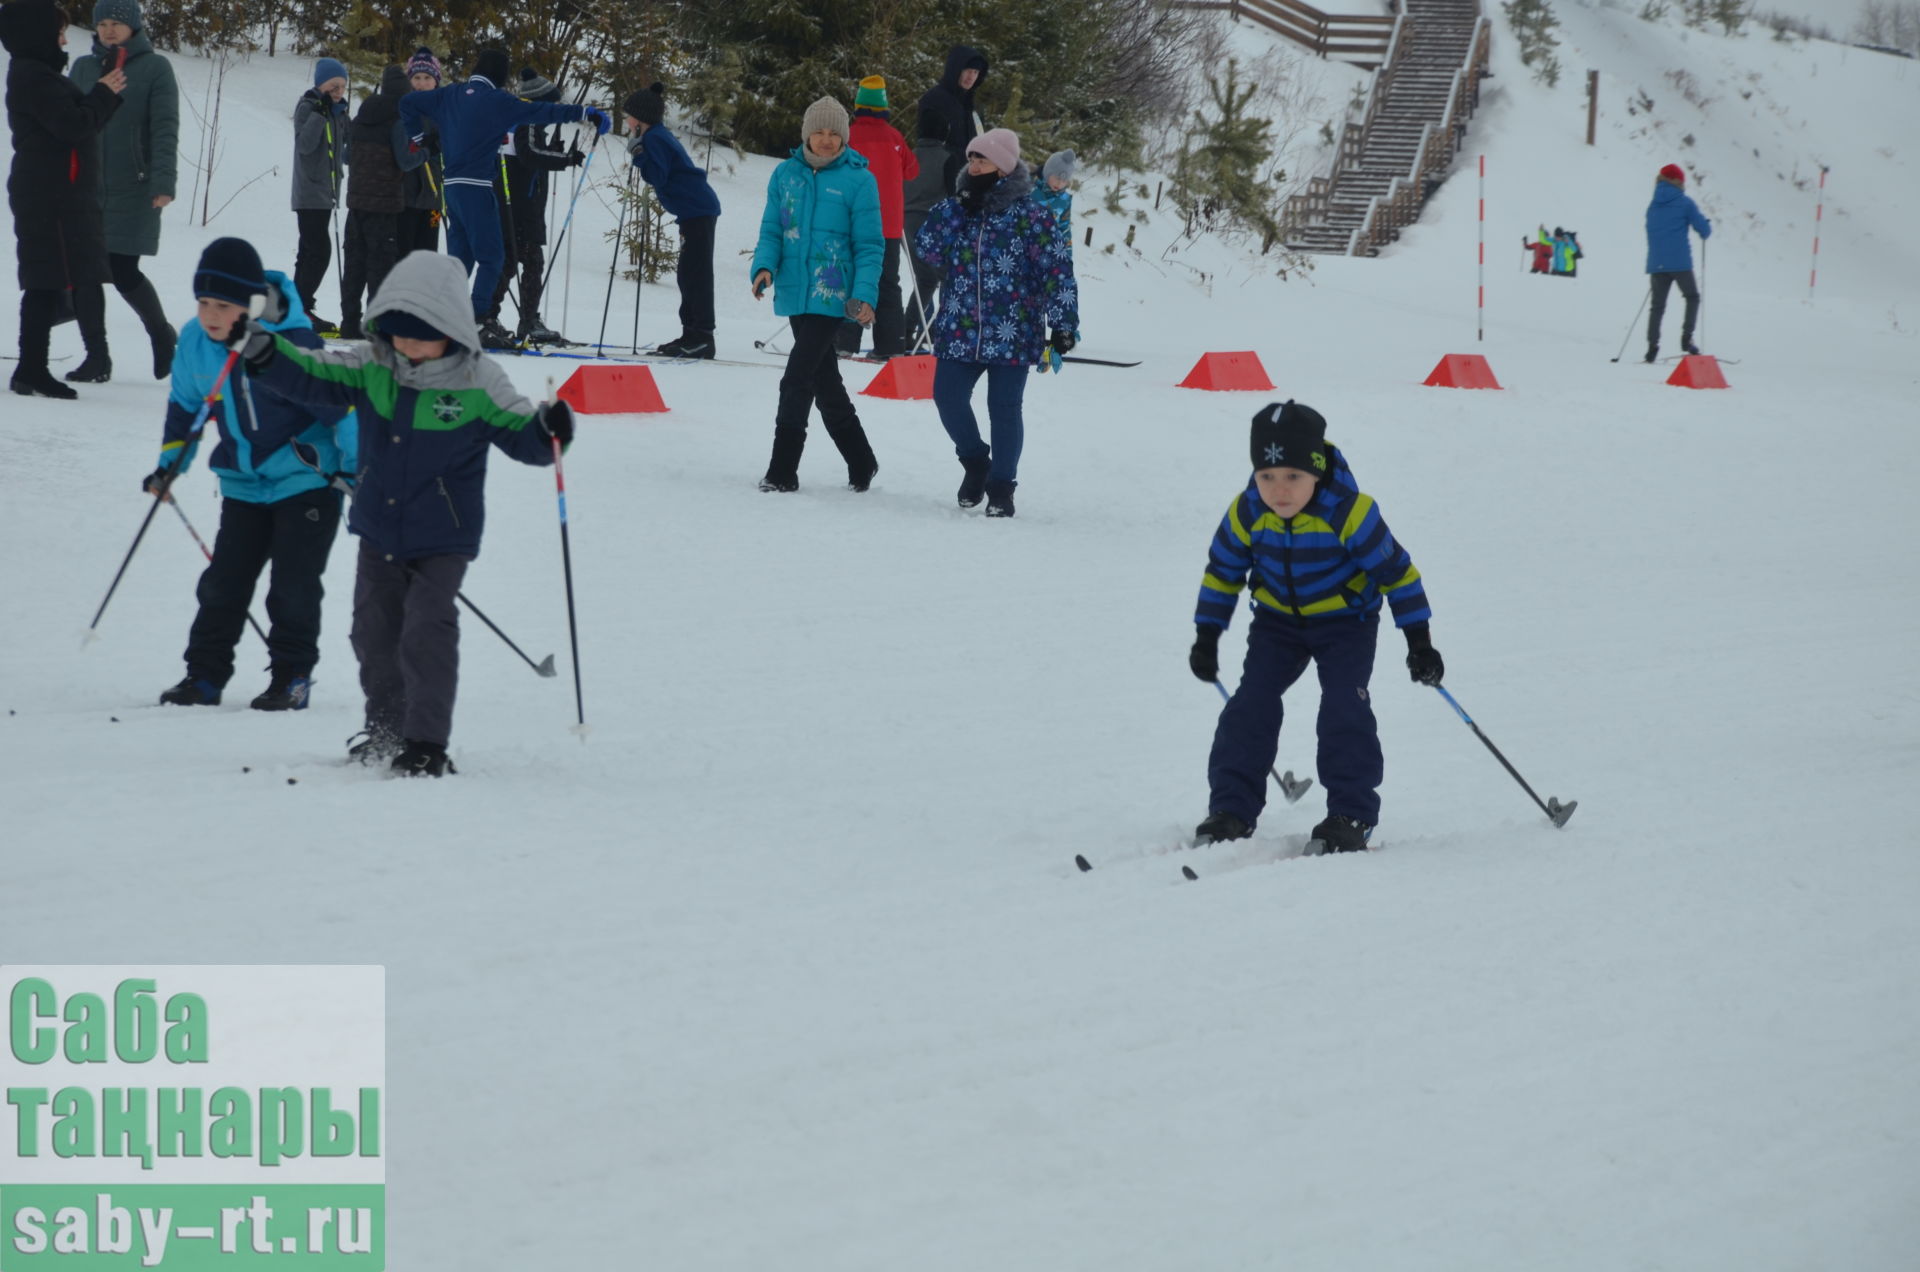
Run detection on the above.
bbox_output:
[555,364,668,413]
[859,354,938,400]
[1422,353,1502,389]
[1177,351,1275,391]
[1666,354,1729,389]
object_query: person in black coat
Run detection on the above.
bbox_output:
[915,45,989,197]
[3,0,125,399]
[338,64,417,339]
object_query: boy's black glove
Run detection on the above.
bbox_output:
[539,400,574,447]
[567,146,586,167]
[1404,623,1444,686]
[220,316,276,368]
[1189,624,1222,683]
[142,467,173,496]
[289,440,356,493]
[1049,329,1077,355]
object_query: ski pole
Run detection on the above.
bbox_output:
[1697,239,1707,349]
[597,165,633,351]
[537,128,597,309]
[86,342,250,644]
[548,382,587,738]
[631,195,647,356]
[1430,684,1577,827]
[453,589,556,678]
[164,495,268,647]
[1609,286,1652,363]
[751,322,788,354]
[1210,679,1312,803]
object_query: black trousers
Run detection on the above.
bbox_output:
[767,313,877,484]
[293,208,334,318]
[487,210,548,329]
[183,486,343,686]
[107,252,172,343]
[397,207,439,255]
[339,211,400,327]
[1647,269,1700,350]
[676,214,717,340]
[351,543,470,747]
[836,238,905,357]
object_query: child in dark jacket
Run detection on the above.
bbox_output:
[339,64,421,339]
[400,47,609,321]
[221,250,574,776]
[1187,402,1443,853]
[621,82,722,359]
[146,237,355,712]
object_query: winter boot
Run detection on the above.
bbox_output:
[760,427,805,492]
[984,479,1017,519]
[1194,811,1254,845]
[1643,345,1658,365]
[346,724,403,766]
[337,316,364,341]
[10,368,77,400]
[159,676,222,706]
[848,458,879,493]
[1308,813,1374,854]
[1682,337,1701,356]
[957,454,991,508]
[149,324,177,380]
[654,334,714,359]
[249,670,313,712]
[308,314,341,339]
[65,353,112,383]
[478,319,519,350]
[392,739,455,777]
[520,317,567,345]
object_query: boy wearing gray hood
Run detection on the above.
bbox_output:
[222,250,575,776]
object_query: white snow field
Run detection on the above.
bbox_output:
[4,4,1918,1268]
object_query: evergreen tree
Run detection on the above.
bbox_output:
[1170,60,1284,248]
[1504,0,1563,87]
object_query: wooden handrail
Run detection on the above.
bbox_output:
[1174,0,1395,66]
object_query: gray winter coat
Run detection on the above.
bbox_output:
[69,28,178,256]
[290,88,347,210]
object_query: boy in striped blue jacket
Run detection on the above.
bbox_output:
[1187,401,1444,853]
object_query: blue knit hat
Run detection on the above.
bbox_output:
[91,0,142,30]
[193,238,267,308]
[313,57,347,89]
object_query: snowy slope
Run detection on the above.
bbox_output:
[5,9,1920,1270]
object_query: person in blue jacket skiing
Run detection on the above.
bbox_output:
[1186,401,1441,855]
[622,81,722,359]
[749,95,883,493]
[145,237,356,713]
[400,47,610,321]
[1644,162,1711,362]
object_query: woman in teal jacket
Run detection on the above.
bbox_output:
[749,96,883,493]
[69,0,178,381]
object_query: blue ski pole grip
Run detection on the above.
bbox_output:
[1434,683,1474,724]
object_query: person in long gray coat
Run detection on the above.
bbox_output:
[69,0,178,381]
[291,57,349,334]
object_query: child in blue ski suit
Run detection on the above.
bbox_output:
[1187,401,1443,853]
[400,47,610,321]
[622,82,722,359]
[1644,163,1711,361]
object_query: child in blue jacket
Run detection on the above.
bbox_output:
[1643,163,1712,361]
[146,237,356,712]
[1186,401,1443,854]
[400,47,610,321]
[622,82,722,358]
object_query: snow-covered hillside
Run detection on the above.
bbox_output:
[4,5,1918,1268]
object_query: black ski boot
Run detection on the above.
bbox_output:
[159,676,221,706]
[984,479,1017,519]
[957,455,990,508]
[521,318,567,346]
[249,670,312,712]
[1308,813,1373,854]
[392,739,455,777]
[1643,345,1658,365]
[654,334,714,359]
[65,353,112,383]
[1194,811,1254,845]
[346,725,403,766]
[1682,338,1701,355]
[477,319,519,350]
[308,314,341,338]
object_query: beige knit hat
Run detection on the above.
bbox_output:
[801,95,850,144]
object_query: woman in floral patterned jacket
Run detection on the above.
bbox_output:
[913,128,1078,519]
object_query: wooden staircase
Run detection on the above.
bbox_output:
[1283,0,1492,256]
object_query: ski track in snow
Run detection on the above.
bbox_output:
[4,8,1919,1269]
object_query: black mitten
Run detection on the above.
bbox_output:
[540,400,575,447]
[1404,623,1444,686]
[1189,625,1222,683]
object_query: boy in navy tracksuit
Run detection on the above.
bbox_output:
[1187,401,1444,853]
[221,250,574,776]
[147,237,356,711]
[621,82,722,358]
[399,47,610,321]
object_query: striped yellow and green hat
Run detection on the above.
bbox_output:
[854,75,888,111]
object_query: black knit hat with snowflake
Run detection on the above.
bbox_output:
[1249,400,1329,475]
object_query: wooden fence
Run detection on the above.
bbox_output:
[1175,0,1396,67]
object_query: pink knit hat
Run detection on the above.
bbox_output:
[966,128,1022,176]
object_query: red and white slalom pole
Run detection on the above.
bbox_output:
[1477,154,1486,342]
[1808,166,1828,300]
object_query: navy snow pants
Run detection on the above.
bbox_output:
[443,182,506,319]
[1208,610,1385,827]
